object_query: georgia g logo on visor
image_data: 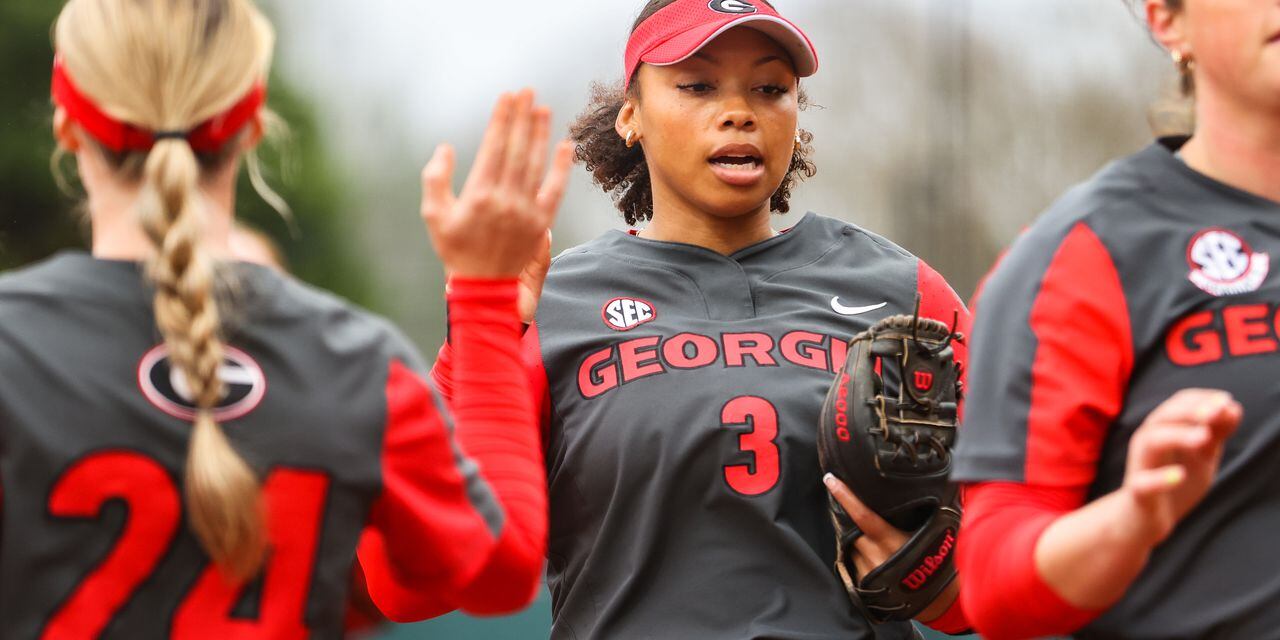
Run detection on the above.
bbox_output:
[1187,228,1270,297]
[709,0,758,14]
[138,345,266,421]
[602,297,658,331]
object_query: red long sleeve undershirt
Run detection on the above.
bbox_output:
[358,279,546,622]
[444,279,547,614]
[958,482,1103,639]
[431,309,550,447]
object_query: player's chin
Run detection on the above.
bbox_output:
[695,178,782,218]
[699,193,774,219]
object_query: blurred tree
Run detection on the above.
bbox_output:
[799,1,1161,299]
[0,0,79,268]
[0,0,375,309]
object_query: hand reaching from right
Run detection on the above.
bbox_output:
[1120,388,1242,545]
[421,90,573,279]
[1034,388,1243,611]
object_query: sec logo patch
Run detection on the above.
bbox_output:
[1187,228,1270,297]
[138,345,267,421]
[602,297,657,331]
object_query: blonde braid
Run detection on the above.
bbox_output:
[138,138,266,579]
[54,0,277,579]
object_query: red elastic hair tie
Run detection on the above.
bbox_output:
[51,56,266,154]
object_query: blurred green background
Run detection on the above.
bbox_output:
[3,0,1178,638]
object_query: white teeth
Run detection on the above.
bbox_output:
[712,159,760,170]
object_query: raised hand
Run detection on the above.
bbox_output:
[1033,388,1243,610]
[421,90,573,279]
[1121,388,1242,544]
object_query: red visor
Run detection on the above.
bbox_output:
[51,57,266,154]
[624,0,818,91]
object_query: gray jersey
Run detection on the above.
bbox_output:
[531,213,968,639]
[0,252,503,639]
[955,138,1280,638]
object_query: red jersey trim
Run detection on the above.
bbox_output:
[917,259,972,419]
[1024,223,1133,487]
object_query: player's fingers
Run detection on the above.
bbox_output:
[420,144,456,226]
[1146,389,1233,425]
[465,93,515,191]
[524,106,551,194]
[1127,464,1186,500]
[1133,424,1212,468]
[536,140,575,226]
[1202,398,1243,441]
[500,89,535,191]
[823,473,895,540]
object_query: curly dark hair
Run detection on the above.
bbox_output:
[569,0,817,226]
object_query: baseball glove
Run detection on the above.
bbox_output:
[817,309,963,624]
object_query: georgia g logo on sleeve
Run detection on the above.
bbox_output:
[602,297,658,331]
[1187,228,1270,297]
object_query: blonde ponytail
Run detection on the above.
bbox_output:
[54,0,278,579]
[139,138,266,578]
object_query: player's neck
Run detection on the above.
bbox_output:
[89,180,236,262]
[643,195,776,256]
[1181,86,1280,205]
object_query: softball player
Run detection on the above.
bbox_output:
[0,1,569,636]
[432,0,970,637]
[952,1,1278,637]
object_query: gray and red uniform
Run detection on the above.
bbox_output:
[434,213,969,639]
[0,253,545,638]
[953,137,1280,638]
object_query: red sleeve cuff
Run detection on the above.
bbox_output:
[447,277,519,302]
[446,278,519,330]
[923,595,971,635]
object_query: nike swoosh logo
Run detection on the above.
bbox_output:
[831,298,888,316]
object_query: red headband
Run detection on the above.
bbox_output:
[624,0,819,91]
[51,57,266,154]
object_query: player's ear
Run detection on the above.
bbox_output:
[615,98,641,147]
[53,108,81,152]
[1146,0,1188,56]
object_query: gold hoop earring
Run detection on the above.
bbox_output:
[625,131,637,148]
[794,133,803,152]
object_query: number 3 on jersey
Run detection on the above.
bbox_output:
[42,451,329,639]
[720,396,780,496]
